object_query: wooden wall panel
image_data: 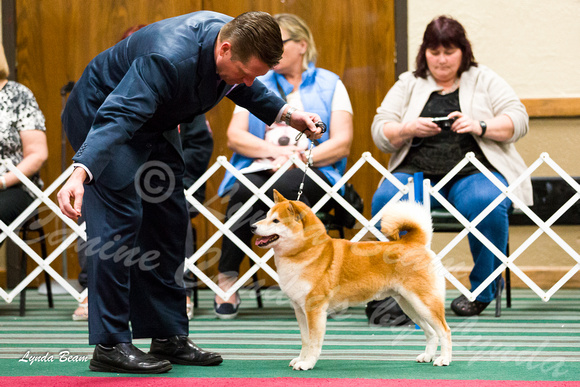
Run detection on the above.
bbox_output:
[15,0,396,282]
[521,98,580,118]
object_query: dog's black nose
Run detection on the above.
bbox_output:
[250,224,257,233]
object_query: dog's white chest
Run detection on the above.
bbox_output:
[276,262,312,304]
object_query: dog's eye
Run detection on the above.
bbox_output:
[273,219,280,223]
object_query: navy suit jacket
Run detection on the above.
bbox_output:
[63,11,285,189]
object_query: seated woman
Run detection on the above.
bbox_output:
[370,16,531,318]
[215,13,353,319]
[0,43,48,233]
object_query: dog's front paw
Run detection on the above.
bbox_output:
[416,353,434,363]
[289,357,301,367]
[433,355,450,366]
[292,358,316,371]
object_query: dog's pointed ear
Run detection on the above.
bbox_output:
[273,189,287,204]
[288,201,305,223]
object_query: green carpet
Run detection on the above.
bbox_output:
[1,288,579,382]
[1,359,579,381]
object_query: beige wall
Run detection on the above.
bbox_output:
[520,118,580,175]
[408,0,580,98]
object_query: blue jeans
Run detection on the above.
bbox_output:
[372,172,511,303]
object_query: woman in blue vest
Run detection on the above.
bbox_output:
[215,13,353,319]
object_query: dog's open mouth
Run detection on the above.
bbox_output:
[255,235,279,247]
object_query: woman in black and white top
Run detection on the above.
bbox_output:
[0,43,48,229]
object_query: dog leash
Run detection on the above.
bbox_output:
[275,79,327,200]
[295,121,326,201]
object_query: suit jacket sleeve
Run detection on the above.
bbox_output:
[72,54,179,182]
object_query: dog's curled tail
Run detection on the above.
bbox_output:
[380,200,433,246]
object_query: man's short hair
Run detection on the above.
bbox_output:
[220,11,283,68]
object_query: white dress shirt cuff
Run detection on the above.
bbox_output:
[275,104,289,124]
[72,163,93,183]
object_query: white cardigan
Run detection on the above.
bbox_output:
[371,65,532,206]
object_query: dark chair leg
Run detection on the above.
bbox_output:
[17,214,53,316]
[44,272,53,308]
[252,272,263,308]
[19,228,28,317]
[37,226,53,309]
[19,290,26,317]
[494,275,502,318]
[506,267,511,308]
[506,240,511,308]
[192,272,199,308]
[189,225,198,308]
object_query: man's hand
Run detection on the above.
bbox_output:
[57,167,87,220]
[289,110,324,140]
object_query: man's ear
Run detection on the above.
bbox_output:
[273,189,287,204]
[218,41,231,57]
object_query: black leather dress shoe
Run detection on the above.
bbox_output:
[90,342,172,374]
[150,335,223,366]
[451,295,491,316]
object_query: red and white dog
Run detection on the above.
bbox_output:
[252,191,452,370]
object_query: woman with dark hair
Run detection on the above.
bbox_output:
[369,16,531,318]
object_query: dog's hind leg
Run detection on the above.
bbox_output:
[292,305,328,370]
[426,303,452,367]
[419,308,451,366]
[396,288,452,366]
[395,295,439,363]
[290,302,309,368]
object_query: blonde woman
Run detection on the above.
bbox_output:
[216,14,354,319]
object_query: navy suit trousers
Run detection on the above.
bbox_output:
[83,139,189,345]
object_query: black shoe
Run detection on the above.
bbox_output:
[365,297,413,327]
[89,343,172,374]
[451,278,504,317]
[214,300,240,320]
[450,295,490,316]
[150,335,223,366]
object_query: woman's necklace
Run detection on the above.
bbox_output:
[439,78,459,95]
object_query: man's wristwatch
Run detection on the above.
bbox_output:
[283,107,297,126]
[479,121,487,137]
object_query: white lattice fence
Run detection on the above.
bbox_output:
[0,159,87,303]
[1,152,578,305]
[422,152,580,302]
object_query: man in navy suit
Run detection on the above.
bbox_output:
[57,11,323,374]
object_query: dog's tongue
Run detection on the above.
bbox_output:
[255,236,270,246]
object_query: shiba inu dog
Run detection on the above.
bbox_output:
[251,190,451,370]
